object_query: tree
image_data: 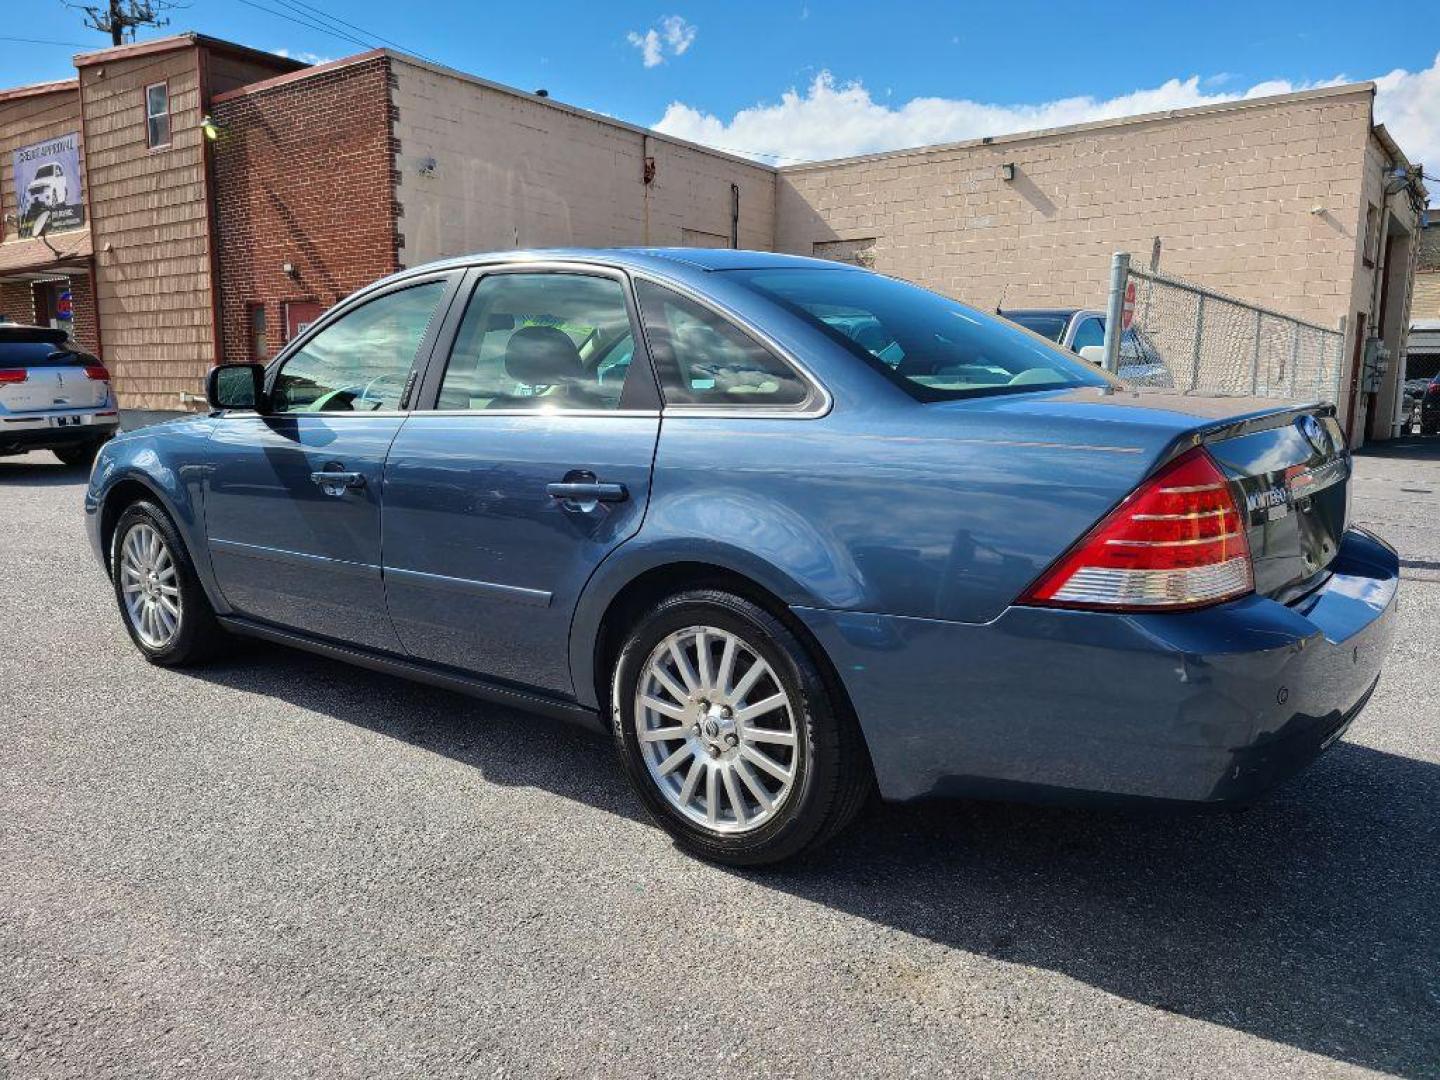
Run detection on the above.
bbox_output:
[65,0,187,47]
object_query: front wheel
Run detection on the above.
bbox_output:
[111,500,226,666]
[611,589,872,865]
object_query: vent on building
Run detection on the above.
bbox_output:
[813,238,877,269]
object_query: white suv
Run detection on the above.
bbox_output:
[26,163,69,210]
[0,324,118,466]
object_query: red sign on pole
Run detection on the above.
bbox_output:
[1121,280,1137,330]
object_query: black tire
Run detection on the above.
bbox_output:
[611,589,873,866]
[53,438,106,468]
[111,500,227,666]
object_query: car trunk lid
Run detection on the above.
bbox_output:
[936,387,1352,606]
[0,331,108,412]
[0,365,107,412]
[1197,403,1349,601]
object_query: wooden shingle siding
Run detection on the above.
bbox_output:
[82,47,215,409]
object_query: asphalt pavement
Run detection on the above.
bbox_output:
[1,439,1438,1079]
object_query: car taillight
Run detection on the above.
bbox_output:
[1019,446,1252,612]
[84,364,110,381]
[0,369,27,384]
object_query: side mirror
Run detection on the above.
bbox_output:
[1077,345,1107,366]
[207,363,268,412]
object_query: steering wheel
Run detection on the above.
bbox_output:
[308,372,404,412]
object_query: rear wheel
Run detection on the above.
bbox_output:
[54,438,106,467]
[611,589,872,865]
[111,500,226,666]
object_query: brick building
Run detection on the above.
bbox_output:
[0,31,1427,443]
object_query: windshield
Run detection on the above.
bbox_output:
[726,269,1115,401]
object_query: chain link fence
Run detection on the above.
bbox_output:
[1118,265,1345,403]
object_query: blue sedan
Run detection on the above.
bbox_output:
[85,249,1398,864]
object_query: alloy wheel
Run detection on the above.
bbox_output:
[118,522,182,649]
[634,625,800,834]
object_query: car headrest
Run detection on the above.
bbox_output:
[851,322,888,353]
[505,325,582,385]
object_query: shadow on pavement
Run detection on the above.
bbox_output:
[0,458,91,487]
[184,641,1440,1076]
[1355,434,1440,462]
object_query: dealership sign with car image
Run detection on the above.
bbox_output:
[13,133,84,239]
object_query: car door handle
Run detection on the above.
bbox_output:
[546,481,628,503]
[310,469,366,496]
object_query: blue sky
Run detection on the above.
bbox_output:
[9,1,1438,187]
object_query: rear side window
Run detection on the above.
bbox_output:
[436,272,636,411]
[731,270,1114,402]
[634,279,809,407]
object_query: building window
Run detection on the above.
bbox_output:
[247,303,268,361]
[1362,203,1380,269]
[145,82,170,149]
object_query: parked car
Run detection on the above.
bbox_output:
[0,324,118,465]
[25,162,68,211]
[1001,307,1172,386]
[1420,373,1440,435]
[85,250,1397,865]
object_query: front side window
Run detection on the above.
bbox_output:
[1070,317,1105,351]
[634,280,809,407]
[731,270,1116,402]
[270,281,446,413]
[436,272,637,411]
[145,82,170,148]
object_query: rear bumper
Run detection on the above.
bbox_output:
[0,412,118,453]
[794,527,1399,804]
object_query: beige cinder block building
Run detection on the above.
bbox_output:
[1,35,1426,445]
[776,84,1427,445]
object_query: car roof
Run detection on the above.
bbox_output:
[377,247,863,292]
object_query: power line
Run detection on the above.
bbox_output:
[0,35,91,48]
[231,0,376,54]
[232,0,433,63]
[270,0,432,60]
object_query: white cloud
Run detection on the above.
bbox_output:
[271,47,334,65]
[627,15,697,68]
[653,52,1440,197]
[1374,54,1439,193]
[627,29,663,68]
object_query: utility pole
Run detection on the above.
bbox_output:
[65,0,179,47]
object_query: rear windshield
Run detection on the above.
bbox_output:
[1003,312,1070,342]
[0,340,95,367]
[724,269,1115,402]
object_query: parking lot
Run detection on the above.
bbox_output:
[2,439,1438,1079]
